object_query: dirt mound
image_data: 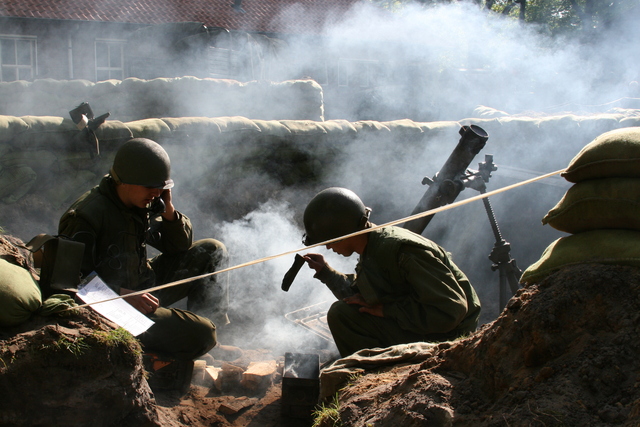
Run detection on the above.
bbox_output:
[325,263,640,426]
[0,309,158,427]
[4,263,640,426]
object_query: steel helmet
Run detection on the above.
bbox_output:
[110,138,174,189]
[303,187,371,245]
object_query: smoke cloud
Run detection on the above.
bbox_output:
[5,1,638,354]
[180,2,639,350]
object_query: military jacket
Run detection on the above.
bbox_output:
[317,226,481,337]
[58,175,193,293]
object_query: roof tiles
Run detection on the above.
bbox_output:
[0,0,362,34]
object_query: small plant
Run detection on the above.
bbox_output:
[93,328,142,356]
[44,335,90,357]
[312,393,343,427]
[347,372,362,384]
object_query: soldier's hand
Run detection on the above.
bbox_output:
[160,189,177,221]
[344,293,384,317]
[303,253,327,273]
[121,288,159,314]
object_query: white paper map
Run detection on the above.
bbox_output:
[77,274,154,336]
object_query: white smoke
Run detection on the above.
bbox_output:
[192,1,640,343]
[213,199,354,354]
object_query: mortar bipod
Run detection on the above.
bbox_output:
[464,154,522,309]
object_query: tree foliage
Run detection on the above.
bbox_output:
[496,0,639,36]
[372,0,640,38]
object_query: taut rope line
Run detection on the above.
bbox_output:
[70,169,565,310]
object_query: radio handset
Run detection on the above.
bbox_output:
[148,197,166,216]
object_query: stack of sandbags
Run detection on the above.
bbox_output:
[0,77,326,122]
[521,127,640,284]
[0,235,42,327]
[0,115,132,206]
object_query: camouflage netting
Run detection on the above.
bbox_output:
[0,77,325,122]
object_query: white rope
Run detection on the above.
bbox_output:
[70,168,565,310]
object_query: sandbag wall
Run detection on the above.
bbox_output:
[0,77,325,122]
[521,127,640,284]
[1,112,639,237]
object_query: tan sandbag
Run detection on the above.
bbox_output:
[1,150,58,173]
[542,177,640,233]
[620,116,640,127]
[0,165,37,203]
[10,116,78,151]
[0,143,11,157]
[252,120,292,137]
[562,127,640,183]
[520,229,640,285]
[46,169,99,208]
[352,121,391,132]
[0,116,29,144]
[0,258,43,326]
[381,119,424,136]
[211,116,261,133]
[317,120,357,135]
[0,80,30,96]
[279,120,327,135]
[417,121,459,133]
[89,79,121,98]
[93,120,134,146]
[126,118,172,140]
[160,118,222,141]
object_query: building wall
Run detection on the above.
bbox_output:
[1,18,145,82]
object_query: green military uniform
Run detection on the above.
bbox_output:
[315,226,481,357]
[59,175,229,360]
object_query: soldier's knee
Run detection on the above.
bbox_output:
[327,300,350,328]
[192,317,217,355]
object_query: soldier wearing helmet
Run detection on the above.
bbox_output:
[59,138,230,363]
[301,187,481,357]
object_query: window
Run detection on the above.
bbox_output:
[0,36,37,81]
[95,40,125,81]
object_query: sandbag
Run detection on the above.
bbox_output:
[542,177,640,233]
[0,116,29,144]
[0,258,42,326]
[10,116,78,151]
[0,165,37,204]
[381,119,424,136]
[210,116,261,133]
[279,120,327,135]
[562,127,640,183]
[161,117,220,133]
[520,229,640,285]
[252,120,292,137]
[93,120,134,146]
[352,120,391,133]
[126,118,172,140]
[317,120,357,135]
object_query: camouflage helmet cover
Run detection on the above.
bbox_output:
[303,187,371,246]
[110,138,174,189]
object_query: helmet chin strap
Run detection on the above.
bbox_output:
[359,207,372,229]
[109,168,122,185]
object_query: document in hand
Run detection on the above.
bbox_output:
[77,274,154,336]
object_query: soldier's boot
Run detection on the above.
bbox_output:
[143,352,194,395]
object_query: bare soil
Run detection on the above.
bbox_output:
[156,262,640,426]
[3,262,640,426]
